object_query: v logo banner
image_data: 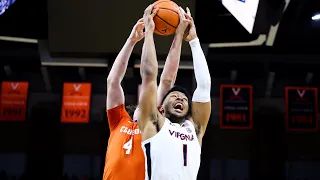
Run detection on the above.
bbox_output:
[232,88,241,96]
[297,90,306,98]
[73,84,81,92]
[11,82,19,90]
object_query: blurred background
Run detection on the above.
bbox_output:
[0,0,320,179]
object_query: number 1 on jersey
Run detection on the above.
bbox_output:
[183,144,187,166]
[123,137,133,154]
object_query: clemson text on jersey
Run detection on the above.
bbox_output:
[120,126,141,135]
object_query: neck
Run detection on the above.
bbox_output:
[165,114,184,124]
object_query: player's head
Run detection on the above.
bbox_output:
[160,86,192,123]
[125,104,138,120]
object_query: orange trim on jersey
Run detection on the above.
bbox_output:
[107,104,132,131]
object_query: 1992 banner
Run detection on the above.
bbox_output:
[61,83,92,123]
[220,85,253,129]
[285,87,318,131]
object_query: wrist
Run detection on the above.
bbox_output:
[145,30,154,37]
[126,38,137,46]
[174,33,184,41]
[189,37,200,46]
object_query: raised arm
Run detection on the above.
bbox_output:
[185,8,211,143]
[138,5,160,132]
[157,8,190,105]
[106,19,144,130]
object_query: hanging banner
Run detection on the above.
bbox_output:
[0,81,29,121]
[285,87,318,131]
[220,84,253,129]
[61,83,92,123]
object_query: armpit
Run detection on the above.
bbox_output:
[195,121,201,136]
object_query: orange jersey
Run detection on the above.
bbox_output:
[103,104,145,180]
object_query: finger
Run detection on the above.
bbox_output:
[180,7,186,14]
[138,30,144,36]
[144,4,153,15]
[178,7,185,20]
[134,21,144,29]
[138,18,144,23]
[183,19,192,24]
[136,21,144,26]
[151,8,159,17]
[136,24,145,31]
[185,13,194,22]
[186,7,191,16]
[136,21,144,25]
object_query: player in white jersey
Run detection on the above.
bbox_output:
[138,5,211,180]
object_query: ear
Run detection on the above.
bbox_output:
[159,105,165,115]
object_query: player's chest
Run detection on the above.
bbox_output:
[165,123,195,142]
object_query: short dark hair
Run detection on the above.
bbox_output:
[161,86,192,115]
[126,104,137,118]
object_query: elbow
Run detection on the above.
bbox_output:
[160,77,173,87]
[197,78,211,90]
[141,65,157,80]
[107,77,120,89]
[196,79,211,96]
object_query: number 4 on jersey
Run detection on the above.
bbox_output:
[123,137,133,154]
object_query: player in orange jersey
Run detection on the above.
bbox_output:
[103,10,189,180]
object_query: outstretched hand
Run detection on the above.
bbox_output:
[143,4,159,33]
[183,7,198,42]
[129,18,145,43]
[175,7,192,37]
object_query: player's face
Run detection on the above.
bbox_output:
[163,91,189,122]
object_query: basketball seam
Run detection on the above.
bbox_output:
[159,7,179,15]
[155,26,165,35]
[155,14,178,29]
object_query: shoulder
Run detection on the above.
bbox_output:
[185,119,201,135]
[107,104,132,121]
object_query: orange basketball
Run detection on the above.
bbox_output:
[152,0,180,36]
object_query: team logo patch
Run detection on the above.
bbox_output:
[182,122,189,127]
[186,127,192,133]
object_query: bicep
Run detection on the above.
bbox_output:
[106,82,126,130]
[138,80,158,131]
[192,102,211,137]
[106,82,125,110]
[157,80,173,106]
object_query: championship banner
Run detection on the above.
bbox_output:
[285,87,318,131]
[61,83,92,123]
[220,85,253,129]
[0,81,29,121]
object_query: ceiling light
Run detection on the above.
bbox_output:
[312,14,320,21]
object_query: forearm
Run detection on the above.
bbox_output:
[157,35,182,104]
[139,32,159,130]
[190,38,211,102]
[140,32,158,80]
[161,35,182,82]
[107,39,136,85]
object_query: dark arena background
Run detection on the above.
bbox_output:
[0,0,320,179]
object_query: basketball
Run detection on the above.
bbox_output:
[152,0,180,36]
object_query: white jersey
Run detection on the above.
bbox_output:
[142,118,201,180]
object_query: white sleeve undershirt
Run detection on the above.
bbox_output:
[189,38,211,103]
